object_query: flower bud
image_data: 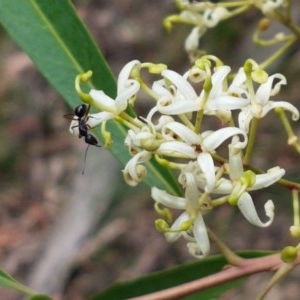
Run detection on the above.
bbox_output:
[281,246,298,263]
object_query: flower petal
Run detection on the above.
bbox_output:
[157,96,201,115]
[229,143,244,180]
[115,79,140,114]
[123,151,151,186]
[162,122,201,144]
[212,178,233,194]
[207,95,249,111]
[238,109,252,133]
[249,167,285,191]
[162,69,198,100]
[237,193,275,227]
[189,213,210,258]
[87,111,115,127]
[166,211,190,242]
[90,90,117,113]
[117,60,140,92]
[151,187,187,209]
[185,26,205,52]
[261,101,299,121]
[209,66,231,99]
[256,73,286,105]
[158,141,197,158]
[203,7,229,27]
[197,152,216,192]
[202,127,248,150]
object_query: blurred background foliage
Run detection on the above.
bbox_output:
[0,1,300,299]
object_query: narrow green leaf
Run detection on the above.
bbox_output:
[91,251,273,300]
[0,0,180,195]
[0,267,36,296]
[28,295,52,300]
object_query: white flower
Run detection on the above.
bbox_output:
[123,150,152,186]
[255,0,287,14]
[152,70,200,116]
[158,121,247,192]
[213,142,285,227]
[70,60,141,134]
[185,26,206,53]
[202,7,229,28]
[174,7,229,53]
[202,66,250,114]
[152,172,211,258]
[90,60,141,115]
[151,66,249,120]
[238,73,299,133]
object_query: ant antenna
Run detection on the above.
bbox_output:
[82,144,90,175]
[81,134,101,175]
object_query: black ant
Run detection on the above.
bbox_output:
[64,104,101,174]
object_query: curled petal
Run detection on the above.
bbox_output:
[203,7,229,27]
[162,122,201,144]
[197,153,215,192]
[157,97,201,115]
[162,69,198,100]
[261,101,299,121]
[69,119,80,135]
[158,141,197,158]
[117,60,140,92]
[184,173,200,205]
[238,193,275,227]
[207,95,249,111]
[192,213,210,257]
[153,115,175,131]
[87,111,115,128]
[249,167,285,191]
[166,211,190,242]
[185,26,205,52]
[229,143,244,180]
[202,127,248,151]
[69,111,114,135]
[212,178,232,194]
[238,109,252,133]
[90,90,116,113]
[123,151,151,186]
[151,187,187,209]
[115,79,140,113]
[209,66,231,99]
[152,79,172,97]
[229,67,246,90]
[256,73,286,105]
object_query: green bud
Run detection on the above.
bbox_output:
[240,170,256,188]
[251,68,268,84]
[142,63,167,74]
[155,219,170,233]
[141,138,161,152]
[281,246,298,263]
[290,225,300,238]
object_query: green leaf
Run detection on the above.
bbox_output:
[0,267,36,296]
[28,295,52,300]
[0,0,180,195]
[91,251,273,300]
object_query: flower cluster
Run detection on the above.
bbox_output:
[165,0,289,60]
[70,56,299,257]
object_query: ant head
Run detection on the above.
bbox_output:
[75,104,89,118]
